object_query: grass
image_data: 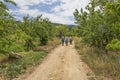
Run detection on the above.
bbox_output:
[47,38,61,50]
[74,37,120,80]
[0,51,48,80]
[0,38,60,80]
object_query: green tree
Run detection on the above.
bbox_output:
[56,25,69,38]
[73,0,120,51]
[0,0,16,53]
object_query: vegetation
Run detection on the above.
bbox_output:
[56,25,70,38]
[75,38,120,80]
[0,51,47,80]
[0,0,62,79]
[73,0,120,79]
[73,0,120,51]
[0,38,60,80]
[0,0,60,54]
[1,0,120,79]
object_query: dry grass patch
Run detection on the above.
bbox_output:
[75,38,120,80]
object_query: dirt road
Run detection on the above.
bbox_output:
[22,43,90,80]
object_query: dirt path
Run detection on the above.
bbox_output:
[21,43,90,80]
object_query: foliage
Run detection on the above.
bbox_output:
[0,38,60,80]
[0,11,57,53]
[73,0,120,51]
[106,39,120,51]
[71,26,79,36]
[56,25,70,38]
[0,1,62,79]
[0,0,70,53]
[0,0,17,53]
[0,51,48,79]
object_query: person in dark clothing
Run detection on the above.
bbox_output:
[61,36,65,46]
[65,37,68,46]
[69,36,73,45]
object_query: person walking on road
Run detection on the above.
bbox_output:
[69,36,73,45]
[61,36,65,46]
[65,37,68,46]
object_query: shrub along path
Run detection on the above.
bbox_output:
[19,43,94,80]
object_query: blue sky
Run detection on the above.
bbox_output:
[8,0,90,25]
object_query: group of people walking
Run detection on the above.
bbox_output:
[61,36,73,46]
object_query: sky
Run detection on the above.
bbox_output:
[8,0,90,25]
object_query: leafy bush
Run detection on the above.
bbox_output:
[8,43,24,52]
[106,39,120,51]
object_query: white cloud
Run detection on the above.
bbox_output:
[42,12,73,24]
[11,0,90,24]
[10,8,73,24]
[52,0,90,17]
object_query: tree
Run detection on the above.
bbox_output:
[56,25,69,38]
[73,0,120,51]
[0,0,16,53]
